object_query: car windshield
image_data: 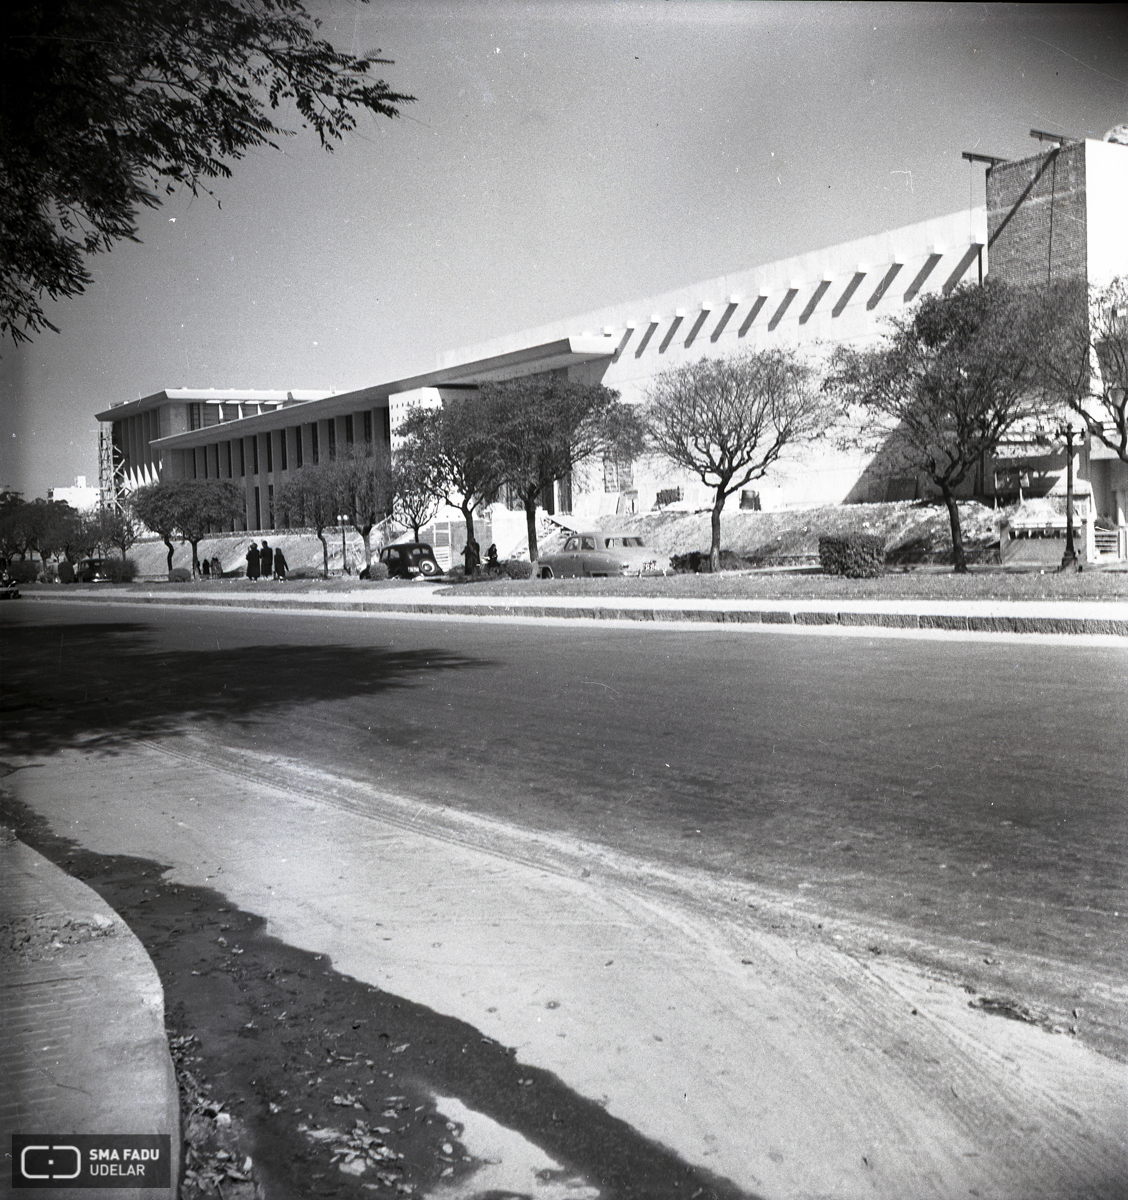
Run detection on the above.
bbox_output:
[604,537,644,547]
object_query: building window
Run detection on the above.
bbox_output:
[252,435,260,475]
[254,487,261,530]
[266,433,273,474]
[295,427,303,468]
[327,420,336,460]
[345,414,354,446]
[363,411,373,444]
[239,439,246,477]
[311,423,319,464]
[189,403,202,431]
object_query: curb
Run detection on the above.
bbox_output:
[16,589,1128,636]
[0,834,181,1198]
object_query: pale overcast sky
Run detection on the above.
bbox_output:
[3,1,1126,497]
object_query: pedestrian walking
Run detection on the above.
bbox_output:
[210,555,222,579]
[260,540,273,578]
[273,548,288,580]
[245,542,260,580]
[201,557,210,578]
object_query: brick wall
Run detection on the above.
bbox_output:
[987,142,1087,286]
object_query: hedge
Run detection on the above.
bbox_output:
[818,533,886,578]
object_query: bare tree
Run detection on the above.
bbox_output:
[1033,277,1128,464]
[644,348,826,572]
[825,280,1045,573]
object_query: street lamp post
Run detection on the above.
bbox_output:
[1060,424,1077,571]
[338,515,350,575]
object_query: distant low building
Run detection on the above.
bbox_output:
[47,475,99,512]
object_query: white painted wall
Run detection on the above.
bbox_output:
[1085,139,1128,289]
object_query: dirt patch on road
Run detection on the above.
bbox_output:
[0,794,752,1200]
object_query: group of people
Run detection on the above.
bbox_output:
[199,555,222,579]
[244,540,288,581]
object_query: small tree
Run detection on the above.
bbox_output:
[173,480,245,575]
[483,376,644,564]
[18,498,85,572]
[84,504,143,560]
[275,465,338,578]
[1033,277,1128,465]
[332,448,394,569]
[129,484,180,572]
[130,479,243,574]
[397,401,501,552]
[644,348,826,572]
[391,446,440,541]
[825,280,1045,573]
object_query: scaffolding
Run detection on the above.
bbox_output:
[98,423,124,509]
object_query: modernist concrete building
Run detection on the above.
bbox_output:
[97,134,1128,562]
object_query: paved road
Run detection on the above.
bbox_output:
[4,600,1127,1198]
[3,601,1125,983]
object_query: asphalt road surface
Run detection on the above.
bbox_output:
[3,600,1127,1198]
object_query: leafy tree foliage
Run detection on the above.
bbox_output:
[1032,277,1128,465]
[481,377,643,563]
[275,464,338,577]
[644,348,826,573]
[391,446,440,542]
[130,479,243,574]
[1,0,412,343]
[0,496,87,571]
[397,402,502,550]
[825,280,1045,573]
[330,447,394,568]
[84,504,143,560]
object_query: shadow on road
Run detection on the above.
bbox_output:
[1,792,756,1200]
[0,620,492,757]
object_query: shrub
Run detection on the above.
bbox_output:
[364,561,390,581]
[104,557,138,583]
[168,566,192,582]
[5,560,38,583]
[818,533,886,577]
[505,559,534,579]
[671,549,748,573]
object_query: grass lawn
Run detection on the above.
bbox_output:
[436,566,1128,603]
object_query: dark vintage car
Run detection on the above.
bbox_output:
[536,532,670,579]
[74,558,112,583]
[378,542,443,579]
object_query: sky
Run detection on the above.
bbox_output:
[3,1,1126,499]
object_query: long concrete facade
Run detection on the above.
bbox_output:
[96,137,1128,556]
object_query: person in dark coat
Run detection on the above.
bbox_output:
[245,543,260,580]
[260,540,273,578]
[273,548,288,580]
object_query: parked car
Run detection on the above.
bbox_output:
[378,542,443,579]
[74,558,112,583]
[536,532,669,579]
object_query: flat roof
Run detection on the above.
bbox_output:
[95,389,334,423]
[149,336,616,450]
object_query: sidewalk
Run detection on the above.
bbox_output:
[0,828,179,1198]
[20,583,1128,637]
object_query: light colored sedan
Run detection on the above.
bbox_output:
[536,532,668,578]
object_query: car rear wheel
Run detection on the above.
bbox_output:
[418,559,440,576]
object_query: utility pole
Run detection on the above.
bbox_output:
[1060,424,1078,571]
